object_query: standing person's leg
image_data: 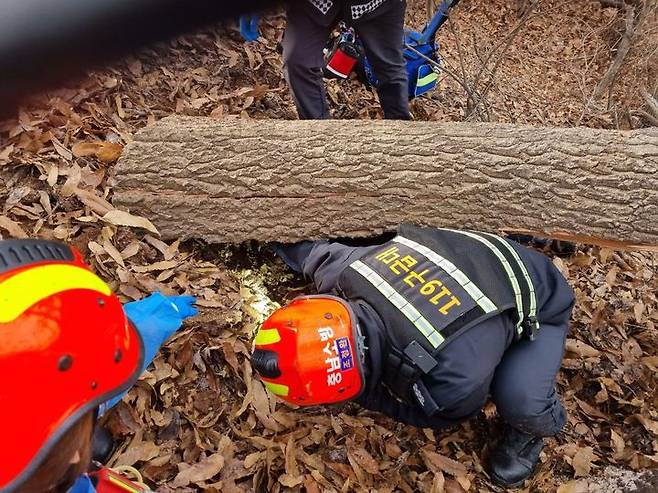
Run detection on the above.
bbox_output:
[282,8,335,119]
[488,316,571,487]
[354,1,410,119]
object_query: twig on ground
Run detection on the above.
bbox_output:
[466,0,539,120]
[447,18,482,118]
[641,86,658,119]
[631,109,658,126]
[468,0,538,93]
[590,3,637,101]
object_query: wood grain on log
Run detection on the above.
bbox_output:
[113,117,658,245]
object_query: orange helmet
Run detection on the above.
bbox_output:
[252,296,365,406]
[0,239,143,493]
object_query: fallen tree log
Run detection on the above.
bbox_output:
[113,117,658,245]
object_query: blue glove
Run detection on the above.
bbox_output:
[69,475,96,493]
[124,293,197,373]
[239,14,260,42]
[100,293,197,412]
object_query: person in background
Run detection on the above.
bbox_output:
[252,224,575,487]
[282,0,410,119]
[0,239,197,493]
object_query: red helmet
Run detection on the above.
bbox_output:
[252,296,365,406]
[0,239,143,493]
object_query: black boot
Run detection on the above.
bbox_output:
[91,425,115,464]
[487,426,544,488]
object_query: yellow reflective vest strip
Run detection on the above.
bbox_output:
[478,232,538,328]
[350,260,444,348]
[443,230,526,336]
[394,236,498,313]
[0,264,111,323]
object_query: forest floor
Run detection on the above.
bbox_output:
[0,1,657,491]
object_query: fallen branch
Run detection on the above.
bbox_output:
[590,3,637,101]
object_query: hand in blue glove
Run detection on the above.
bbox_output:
[124,293,198,372]
[239,14,260,42]
[100,293,197,413]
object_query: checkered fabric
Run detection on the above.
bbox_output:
[308,0,334,15]
[350,0,386,19]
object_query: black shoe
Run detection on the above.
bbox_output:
[91,426,115,464]
[487,426,544,488]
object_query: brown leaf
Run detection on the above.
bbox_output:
[72,141,123,163]
[50,136,72,160]
[0,144,14,164]
[243,451,264,469]
[102,209,159,234]
[565,339,600,358]
[641,356,658,372]
[171,453,225,488]
[278,474,303,488]
[75,188,114,215]
[634,302,645,323]
[421,450,467,477]
[630,414,658,436]
[72,142,103,157]
[576,398,607,419]
[572,446,595,477]
[303,475,322,493]
[444,479,466,493]
[115,441,160,467]
[557,480,589,493]
[102,238,126,268]
[430,471,445,493]
[0,215,28,238]
[97,142,124,163]
[60,164,82,197]
[610,429,625,458]
[347,439,379,475]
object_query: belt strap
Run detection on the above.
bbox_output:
[383,341,438,403]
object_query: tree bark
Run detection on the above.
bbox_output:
[113,116,658,245]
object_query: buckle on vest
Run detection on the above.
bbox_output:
[403,341,438,374]
[522,316,540,341]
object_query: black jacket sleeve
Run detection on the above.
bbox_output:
[356,382,462,430]
[274,241,374,294]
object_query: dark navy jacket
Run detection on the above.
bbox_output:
[275,234,574,429]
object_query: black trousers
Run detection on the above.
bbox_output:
[282,1,410,120]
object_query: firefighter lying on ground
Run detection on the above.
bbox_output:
[252,224,575,488]
[282,0,410,120]
[0,239,197,493]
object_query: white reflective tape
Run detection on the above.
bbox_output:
[350,260,444,348]
[440,230,525,334]
[479,233,538,324]
[394,236,497,314]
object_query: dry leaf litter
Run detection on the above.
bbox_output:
[0,0,657,491]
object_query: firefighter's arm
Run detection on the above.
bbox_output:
[99,293,197,412]
[273,241,365,293]
[355,383,456,430]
